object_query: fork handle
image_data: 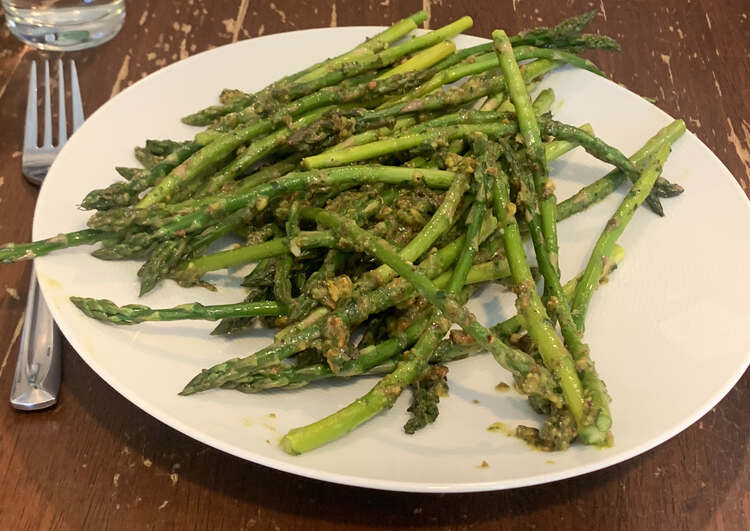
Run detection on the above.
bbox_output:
[10,267,61,410]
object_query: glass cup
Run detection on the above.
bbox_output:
[2,0,126,51]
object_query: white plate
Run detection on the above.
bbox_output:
[32,27,750,492]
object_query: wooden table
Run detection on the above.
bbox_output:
[0,1,747,529]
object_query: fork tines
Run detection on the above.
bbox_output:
[23,59,84,185]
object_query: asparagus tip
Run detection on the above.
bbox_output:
[139,281,156,297]
[179,384,197,396]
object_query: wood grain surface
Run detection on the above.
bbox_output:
[0,1,748,529]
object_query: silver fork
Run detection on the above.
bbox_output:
[10,59,84,410]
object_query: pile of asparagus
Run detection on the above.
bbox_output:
[0,11,686,454]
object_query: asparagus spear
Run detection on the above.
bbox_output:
[376,41,456,79]
[272,254,295,308]
[0,229,112,263]
[322,117,416,154]
[511,10,597,47]
[70,298,286,324]
[302,122,519,169]
[424,10,615,73]
[294,11,430,83]
[541,120,666,216]
[514,46,608,77]
[544,123,594,160]
[145,139,187,155]
[171,232,338,287]
[556,120,686,218]
[494,29,561,272]
[572,144,672,329]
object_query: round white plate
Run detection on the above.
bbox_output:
[32,27,750,492]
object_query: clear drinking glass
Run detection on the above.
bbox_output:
[2,0,125,51]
